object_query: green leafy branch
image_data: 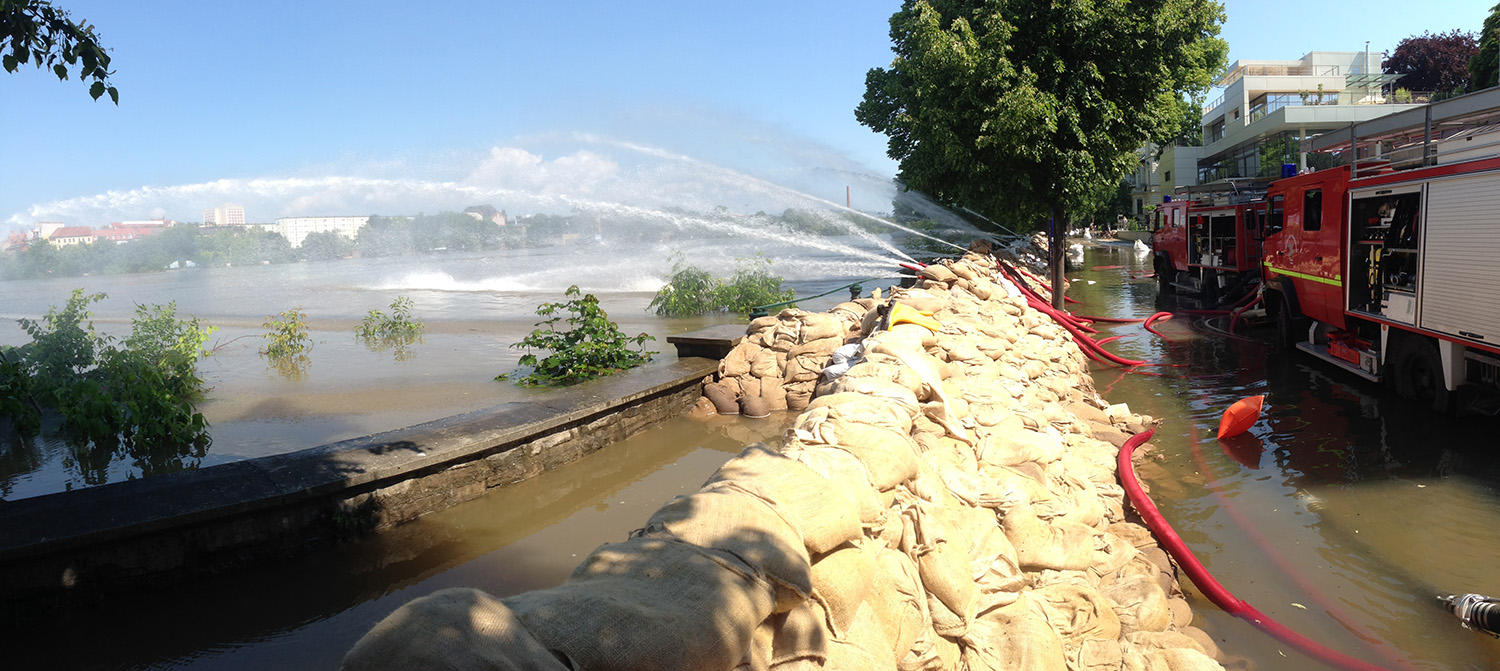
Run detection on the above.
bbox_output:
[503,286,655,386]
[1,0,119,103]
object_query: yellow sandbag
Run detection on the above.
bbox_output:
[889,302,943,331]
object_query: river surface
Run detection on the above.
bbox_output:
[7,241,1500,670]
[0,236,907,499]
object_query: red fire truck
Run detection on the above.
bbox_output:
[1151,189,1267,307]
[1260,153,1500,412]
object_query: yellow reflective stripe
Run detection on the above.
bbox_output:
[1262,261,1342,287]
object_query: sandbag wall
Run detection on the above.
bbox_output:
[344,251,1227,671]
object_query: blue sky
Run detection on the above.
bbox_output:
[1,0,1491,231]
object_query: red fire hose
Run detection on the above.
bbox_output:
[1118,430,1411,671]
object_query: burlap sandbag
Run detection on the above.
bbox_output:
[1121,644,1223,671]
[1029,583,1123,646]
[705,382,740,415]
[839,356,924,398]
[752,347,783,378]
[781,443,884,525]
[809,544,876,638]
[824,600,899,670]
[1103,574,1172,634]
[760,376,788,411]
[638,488,811,613]
[793,407,920,489]
[961,599,1066,671]
[704,443,861,555]
[903,503,978,634]
[734,598,831,671]
[505,537,774,671]
[976,424,1065,466]
[1003,502,1103,571]
[806,393,915,433]
[1075,638,1125,671]
[872,543,932,662]
[721,342,757,378]
[342,587,571,671]
[785,388,813,411]
[819,377,921,417]
[800,312,847,342]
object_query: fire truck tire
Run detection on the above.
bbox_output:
[1395,338,1452,413]
[1156,263,1174,295]
[1273,298,1302,350]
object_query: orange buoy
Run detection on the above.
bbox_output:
[1217,395,1264,439]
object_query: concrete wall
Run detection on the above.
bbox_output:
[0,357,717,612]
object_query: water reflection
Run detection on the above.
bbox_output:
[1074,241,1500,669]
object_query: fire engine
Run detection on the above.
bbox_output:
[1151,185,1268,307]
[1260,109,1500,412]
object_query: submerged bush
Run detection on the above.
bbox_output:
[356,296,425,361]
[503,286,655,386]
[2,289,215,480]
[261,308,312,377]
[650,257,795,317]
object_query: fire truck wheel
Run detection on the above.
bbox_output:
[1273,298,1300,350]
[1396,338,1452,413]
[1156,266,1174,295]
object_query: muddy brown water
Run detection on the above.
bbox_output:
[9,243,1500,670]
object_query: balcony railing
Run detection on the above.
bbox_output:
[1216,64,1343,88]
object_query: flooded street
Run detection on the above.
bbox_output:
[1075,242,1500,670]
[7,242,1500,670]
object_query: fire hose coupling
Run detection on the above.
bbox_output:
[1439,594,1500,638]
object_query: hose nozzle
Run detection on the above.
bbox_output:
[1440,594,1500,638]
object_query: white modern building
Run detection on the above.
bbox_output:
[274,215,370,248]
[1131,50,1420,222]
[204,204,246,227]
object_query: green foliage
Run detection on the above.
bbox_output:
[506,286,655,386]
[0,0,118,102]
[261,308,312,376]
[356,296,425,361]
[650,257,795,317]
[720,258,795,314]
[855,0,1228,230]
[299,230,356,261]
[1471,3,1500,92]
[3,289,213,479]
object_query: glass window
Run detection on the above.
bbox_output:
[1268,195,1284,234]
[1304,189,1322,232]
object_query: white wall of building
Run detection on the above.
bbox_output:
[275,215,370,248]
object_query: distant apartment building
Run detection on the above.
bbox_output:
[204,204,246,227]
[1131,50,1417,223]
[463,204,508,226]
[274,215,370,248]
[48,226,95,247]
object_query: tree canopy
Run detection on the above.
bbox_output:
[1384,30,1476,94]
[1,0,117,102]
[1471,3,1500,92]
[855,0,1227,231]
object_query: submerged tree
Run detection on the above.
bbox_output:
[856,0,1226,307]
[1,0,118,102]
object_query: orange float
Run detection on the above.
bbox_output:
[1216,395,1265,439]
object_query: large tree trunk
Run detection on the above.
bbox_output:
[1049,207,1066,310]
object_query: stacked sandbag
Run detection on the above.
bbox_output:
[710,308,863,414]
[344,249,1222,671]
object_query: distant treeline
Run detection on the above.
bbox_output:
[0,207,901,281]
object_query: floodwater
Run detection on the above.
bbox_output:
[1075,241,1500,670]
[8,241,1500,670]
[0,236,907,499]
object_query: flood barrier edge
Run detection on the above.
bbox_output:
[0,356,720,612]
